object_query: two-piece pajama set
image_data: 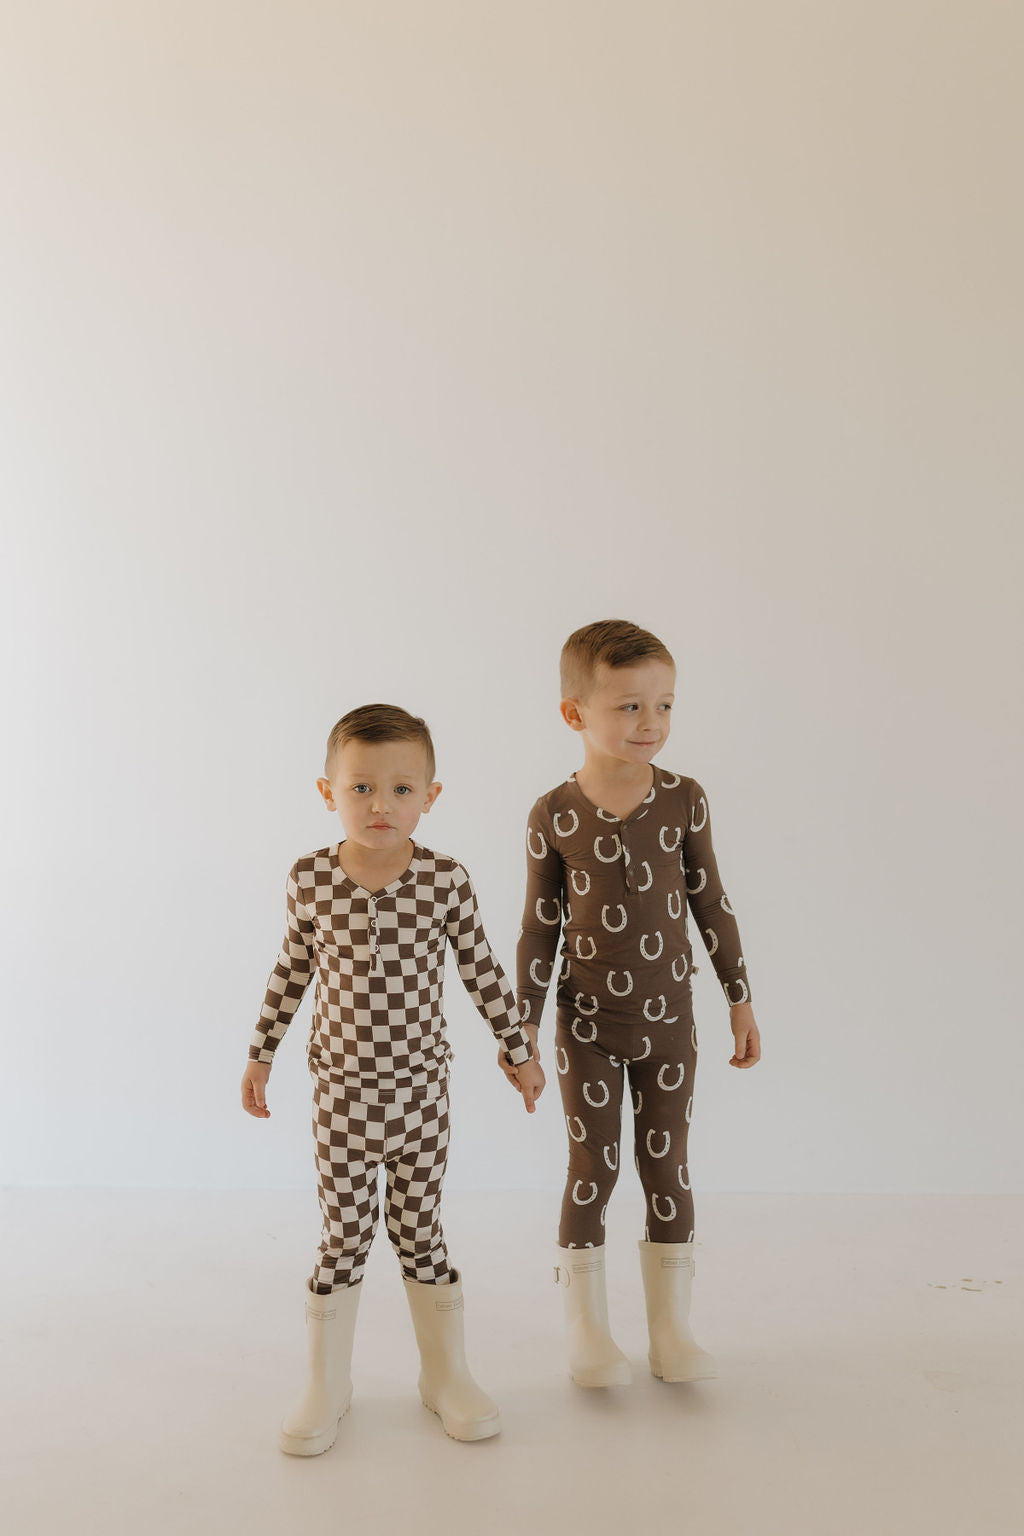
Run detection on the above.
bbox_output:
[249,843,533,1292]
[516,766,752,1248]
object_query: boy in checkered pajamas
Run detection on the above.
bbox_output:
[505,620,761,1388]
[242,704,544,1455]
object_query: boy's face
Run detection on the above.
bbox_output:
[562,658,676,766]
[316,739,441,852]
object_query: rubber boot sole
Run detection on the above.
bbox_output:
[279,1390,353,1456]
[649,1352,717,1383]
[420,1394,501,1442]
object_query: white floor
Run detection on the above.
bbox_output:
[2,1190,1021,1536]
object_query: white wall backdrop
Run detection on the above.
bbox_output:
[2,1,1021,1195]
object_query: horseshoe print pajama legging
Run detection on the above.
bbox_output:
[555,1001,697,1247]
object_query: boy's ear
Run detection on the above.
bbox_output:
[316,777,336,810]
[423,780,442,812]
[560,698,585,732]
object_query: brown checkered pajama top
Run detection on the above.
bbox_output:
[250,843,534,1102]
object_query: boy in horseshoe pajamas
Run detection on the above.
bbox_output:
[243,705,543,1455]
[511,619,761,1388]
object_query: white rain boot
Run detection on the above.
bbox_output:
[638,1240,717,1382]
[555,1245,632,1388]
[403,1270,501,1441]
[279,1278,361,1456]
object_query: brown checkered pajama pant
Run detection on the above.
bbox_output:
[311,1077,452,1292]
[554,998,698,1247]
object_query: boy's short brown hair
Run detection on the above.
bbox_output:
[560,619,675,701]
[325,704,436,781]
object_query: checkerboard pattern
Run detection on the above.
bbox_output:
[249,844,533,1102]
[311,1078,451,1290]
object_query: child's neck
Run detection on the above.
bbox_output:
[338,837,415,893]
[574,752,655,819]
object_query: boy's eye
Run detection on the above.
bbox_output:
[621,703,639,713]
[659,703,672,712]
[353,784,371,794]
[394,785,411,796]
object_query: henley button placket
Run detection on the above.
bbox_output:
[367,896,381,972]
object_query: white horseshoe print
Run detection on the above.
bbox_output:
[536,897,561,925]
[725,978,750,1004]
[671,954,689,982]
[646,1130,671,1159]
[691,1020,698,1051]
[705,927,719,956]
[640,931,664,961]
[600,1203,608,1227]
[559,957,571,981]
[575,992,599,1016]
[643,995,666,1022]
[677,1164,691,1191]
[643,781,658,801]
[594,834,622,863]
[657,1062,686,1091]
[651,1193,677,1222]
[566,1115,587,1143]
[529,957,554,987]
[527,827,548,859]
[520,998,531,1021]
[576,935,597,960]
[685,1094,693,1124]
[583,1080,610,1108]
[564,899,572,923]
[661,772,680,789]
[607,969,633,997]
[690,797,708,832]
[636,860,653,892]
[685,867,707,895]
[659,825,682,852]
[603,1144,619,1171]
[596,807,619,822]
[632,1088,643,1116]
[554,1044,570,1075]
[607,1054,621,1068]
[667,889,682,920]
[601,903,628,933]
[552,809,579,837]
[570,868,591,896]
[572,1180,599,1206]
[720,894,735,915]
[571,1016,597,1044]
[633,1035,652,1061]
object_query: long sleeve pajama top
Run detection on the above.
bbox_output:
[250,842,534,1103]
[516,768,751,1030]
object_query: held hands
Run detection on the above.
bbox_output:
[241,1060,272,1118]
[729,1002,761,1068]
[499,1024,546,1112]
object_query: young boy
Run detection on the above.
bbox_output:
[506,620,760,1388]
[242,704,544,1454]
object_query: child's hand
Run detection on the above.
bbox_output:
[498,1024,539,1085]
[729,1004,761,1069]
[512,1058,546,1113]
[241,1060,272,1118]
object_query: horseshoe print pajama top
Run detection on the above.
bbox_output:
[516,768,752,1247]
[250,842,533,1289]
